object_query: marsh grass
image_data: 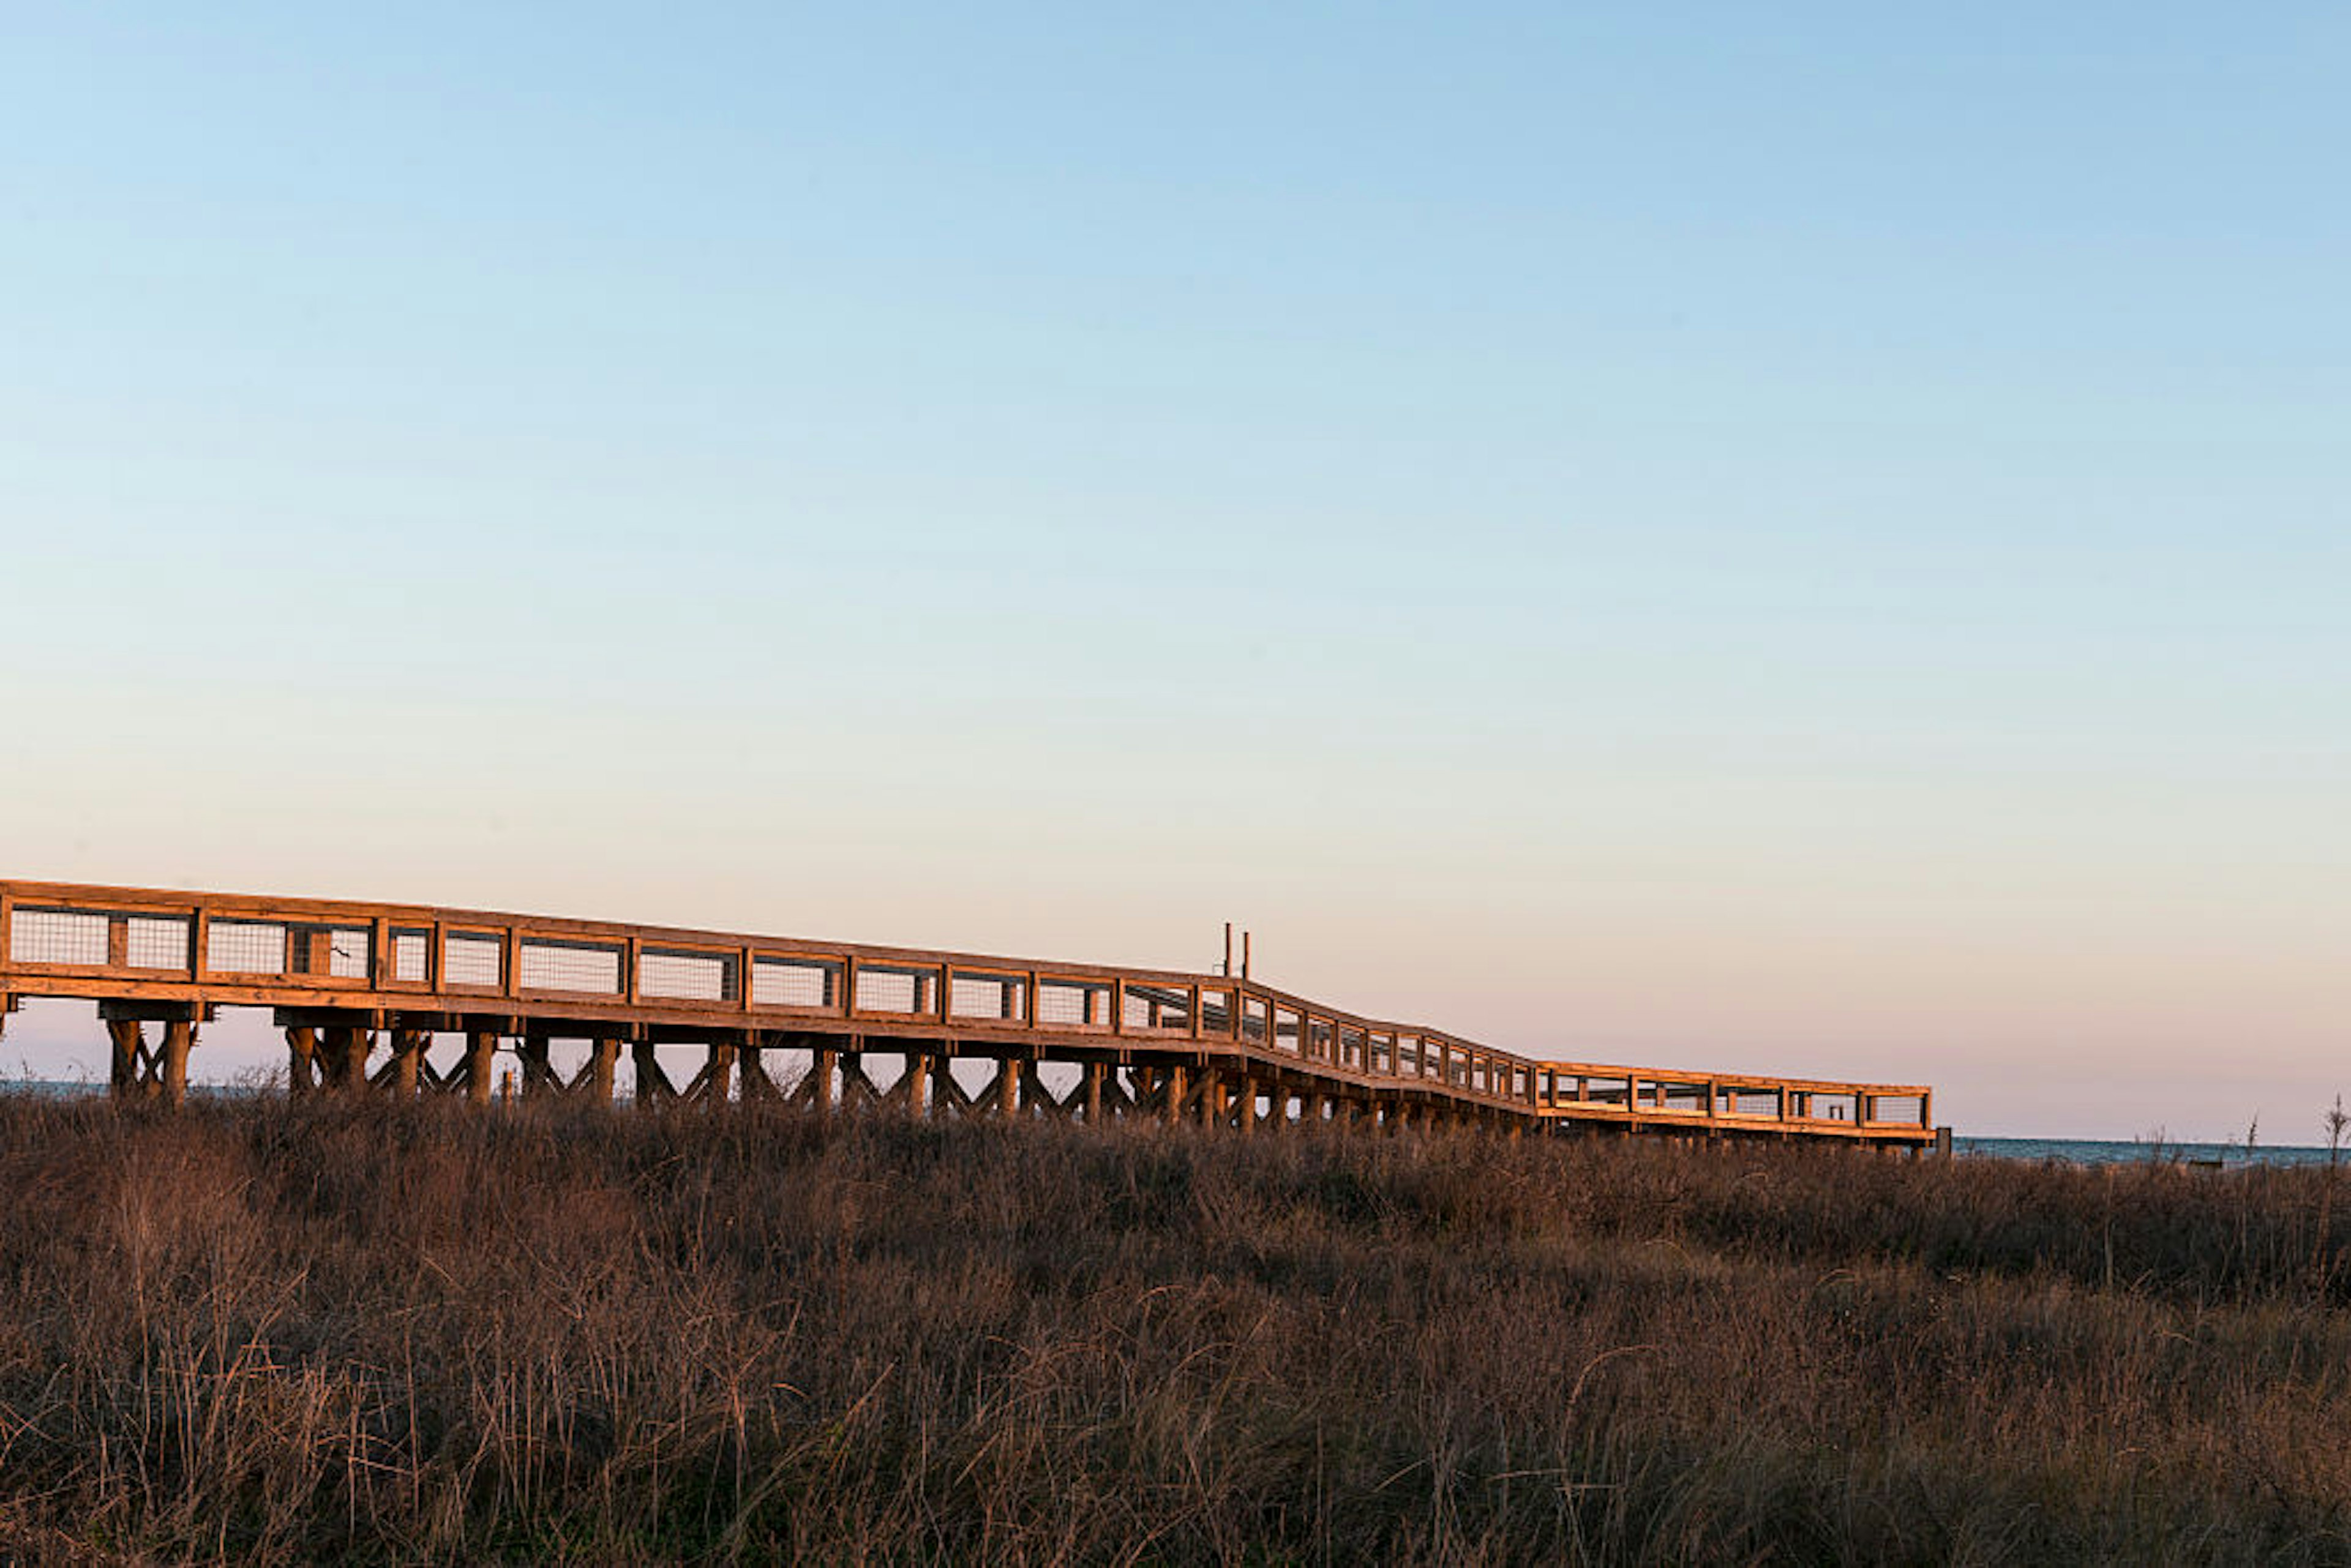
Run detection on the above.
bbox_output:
[2,1097,2349,1564]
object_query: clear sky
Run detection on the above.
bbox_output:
[2,6,2344,1138]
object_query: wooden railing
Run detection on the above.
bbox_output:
[0,879,1935,1141]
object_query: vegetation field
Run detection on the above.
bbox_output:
[4,1097,2351,1564]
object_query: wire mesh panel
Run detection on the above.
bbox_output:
[851,963,939,1015]
[1242,996,1269,1045]
[209,920,289,974]
[325,928,371,979]
[1512,1067,1529,1101]
[1034,978,1111,1028]
[641,950,738,1003]
[1398,1035,1422,1076]
[1655,1081,1706,1114]
[9,909,110,966]
[1273,1008,1302,1054]
[1198,988,1233,1038]
[443,933,503,989]
[519,939,623,995]
[1307,1017,1333,1062]
[753,956,841,1010]
[1339,1025,1365,1068]
[949,972,1026,1022]
[1370,1032,1393,1075]
[391,931,430,983]
[1121,984,1194,1033]
[1869,1094,1925,1125]
[124,916,192,970]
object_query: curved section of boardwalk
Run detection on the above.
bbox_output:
[0,880,1938,1146]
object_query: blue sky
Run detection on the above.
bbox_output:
[2,5,2344,1136]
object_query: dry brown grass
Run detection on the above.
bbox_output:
[2,1097,2350,1564]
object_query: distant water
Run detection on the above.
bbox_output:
[5,1078,261,1101]
[1,1081,2338,1166]
[1959,1137,2343,1169]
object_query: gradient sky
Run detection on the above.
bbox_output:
[2,5,2344,1138]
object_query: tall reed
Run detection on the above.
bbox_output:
[1,1097,2347,1564]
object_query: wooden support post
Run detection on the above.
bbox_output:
[105,1019,142,1100]
[317,1026,344,1092]
[632,1038,669,1106]
[901,1051,932,1117]
[811,1046,835,1114]
[1084,1061,1105,1123]
[739,1043,780,1103]
[1021,1060,1065,1119]
[516,1037,557,1099]
[589,1037,620,1103]
[102,1020,141,1105]
[463,1030,498,1106]
[998,1056,1020,1117]
[1164,1063,1187,1127]
[317,1025,367,1092]
[705,1039,738,1106]
[841,1051,889,1111]
[158,1020,192,1109]
[346,1026,373,1090]
[931,1060,977,1119]
[1238,1075,1257,1131]
[285,1026,319,1095]
[397,1029,427,1097]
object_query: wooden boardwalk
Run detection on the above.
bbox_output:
[0,880,1941,1147]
